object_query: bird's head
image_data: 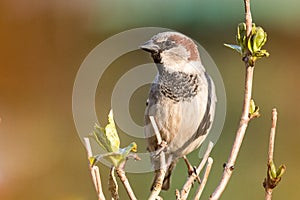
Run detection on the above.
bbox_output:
[140,32,202,73]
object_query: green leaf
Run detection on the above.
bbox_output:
[104,110,120,151]
[251,23,257,35]
[93,142,137,167]
[224,44,242,54]
[90,109,138,167]
[120,142,138,154]
[249,99,256,114]
[227,22,269,64]
[104,152,125,168]
[252,26,267,52]
[247,34,254,53]
[237,23,247,48]
[249,99,260,118]
[269,160,277,179]
[92,109,120,152]
[276,165,286,178]
[254,49,270,58]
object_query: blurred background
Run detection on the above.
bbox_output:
[0,0,299,199]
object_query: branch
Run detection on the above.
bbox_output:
[150,116,162,145]
[109,167,119,200]
[83,137,106,200]
[148,116,168,200]
[268,108,277,164]
[264,109,277,200]
[263,109,286,200]
[193,157,213,200]
[115,165,137,200]
[244,0,253,38]
[210,1,254,199]
[179,141,214,199]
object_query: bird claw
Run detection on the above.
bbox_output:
[192,166,201,184]
[151,140,168,158]
[183,156,201,184]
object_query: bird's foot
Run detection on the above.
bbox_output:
[152,140,168,158]
[183,156,201,184]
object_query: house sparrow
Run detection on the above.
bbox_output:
[140,31,216,190]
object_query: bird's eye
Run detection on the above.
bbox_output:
[165,40,172,46]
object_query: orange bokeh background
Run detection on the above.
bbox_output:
[0,1,299,199]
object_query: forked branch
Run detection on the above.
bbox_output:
[84,137,106,200]
[179,142,214,199]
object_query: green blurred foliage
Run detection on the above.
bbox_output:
[0,0,299,199]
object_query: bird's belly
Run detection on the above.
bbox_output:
[166,98,206,157]
[145,94,207,158]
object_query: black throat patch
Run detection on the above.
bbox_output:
[158,69,200,102]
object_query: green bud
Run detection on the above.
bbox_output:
[255,51,269,58]
[249,99,260,118]
[237,23,247,48]
[249,99,256,114]
[276,165,286,178]
[252,26,267,52]
[226,22,269,62]
[269,160,277,179]
[251,23,256,35]
[245,23,257,53]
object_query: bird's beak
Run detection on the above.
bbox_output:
[140,40,160,53]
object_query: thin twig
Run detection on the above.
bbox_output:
[193,157,214,200]
[264,109,277,200]
[180,141,214,199]
[83,137,106,200]
[210,1,254,199]
[109,166,119,200]
[116,166,137,200]
[244,0,253,38]
[268,108,277,164]
[148,169,166,200]
[148,116,167,200]
[84,137,93,158]
[210,70,254,199]
[150,116,162,145]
